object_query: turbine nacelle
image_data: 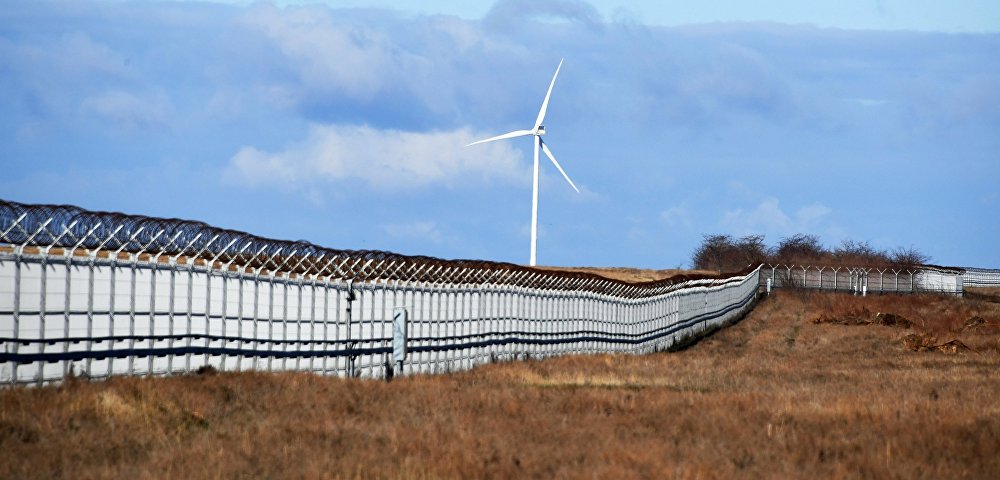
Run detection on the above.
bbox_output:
[534,125,545,136]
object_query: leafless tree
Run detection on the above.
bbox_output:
[771,234,824,265]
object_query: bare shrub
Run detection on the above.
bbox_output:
[692,234,736,272]
[692,234,768,272]
[737,234,768,267]
[771,233,825,265]
[890,246,931,270]
[833,240,891,267]
[693,233,931,271]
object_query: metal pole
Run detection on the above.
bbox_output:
[320,275,329,375]
[345,279,355,378]
[37,244,50,385]
[11,242,22,384]
[63,234,76,379]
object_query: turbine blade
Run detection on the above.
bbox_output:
[465,129,534,147]
[540,139,579,193]
[533,58,564,130]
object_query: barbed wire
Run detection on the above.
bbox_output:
[0,199,752,298]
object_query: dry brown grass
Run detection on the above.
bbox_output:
[965,287,1000,304]
[2,290,999,479]
[537,266,718,283]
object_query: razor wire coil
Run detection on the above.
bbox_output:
[0,199,749,297]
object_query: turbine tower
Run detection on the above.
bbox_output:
[467,59,579,267]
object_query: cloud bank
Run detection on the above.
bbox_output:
[225,125,526,190]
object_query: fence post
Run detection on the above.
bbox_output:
[345,279,356,377]
[37,242,51,385]
[11,241,22,385]
[143,233,178,377]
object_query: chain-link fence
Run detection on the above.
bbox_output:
[962,267,1000,288]
[1,200,761,385]
[759,264,964,295]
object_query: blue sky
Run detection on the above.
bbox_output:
[1,0,998,268]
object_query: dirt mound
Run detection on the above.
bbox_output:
[961,315,1000,334]
[813,307,983,355]
[813,308,912,328]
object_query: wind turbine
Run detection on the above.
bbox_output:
[466,59,579,267]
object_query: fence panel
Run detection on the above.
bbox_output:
[963,268,1000,288]
[760,264,964,295]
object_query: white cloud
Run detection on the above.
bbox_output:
[80,90,171,129]
[224,124,527,190]
[721,197,834,236]
[726,180,756,198]
[721,197,791,232]
[1,32,137,127]
[238,4,407,101]
[31,33,133,80]
[484,0,604,31]
[660,204,692,228]
[795,203,832,224]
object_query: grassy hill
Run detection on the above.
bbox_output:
[2,289,998,479]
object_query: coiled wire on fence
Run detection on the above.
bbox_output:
[0,199,743,298]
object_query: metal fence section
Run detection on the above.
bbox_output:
[759,264,964,295]
[962,267,1000,288]
[0,200,761,385]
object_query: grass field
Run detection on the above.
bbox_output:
[2,288,998,479]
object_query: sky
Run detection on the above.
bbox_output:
[1,0,998,269]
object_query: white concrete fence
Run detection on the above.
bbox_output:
[1,200,761,385]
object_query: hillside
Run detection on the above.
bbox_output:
[1,289,998,479]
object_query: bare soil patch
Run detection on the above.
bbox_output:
[1,290,998,479]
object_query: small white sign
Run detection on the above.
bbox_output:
[392,307,407,363]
